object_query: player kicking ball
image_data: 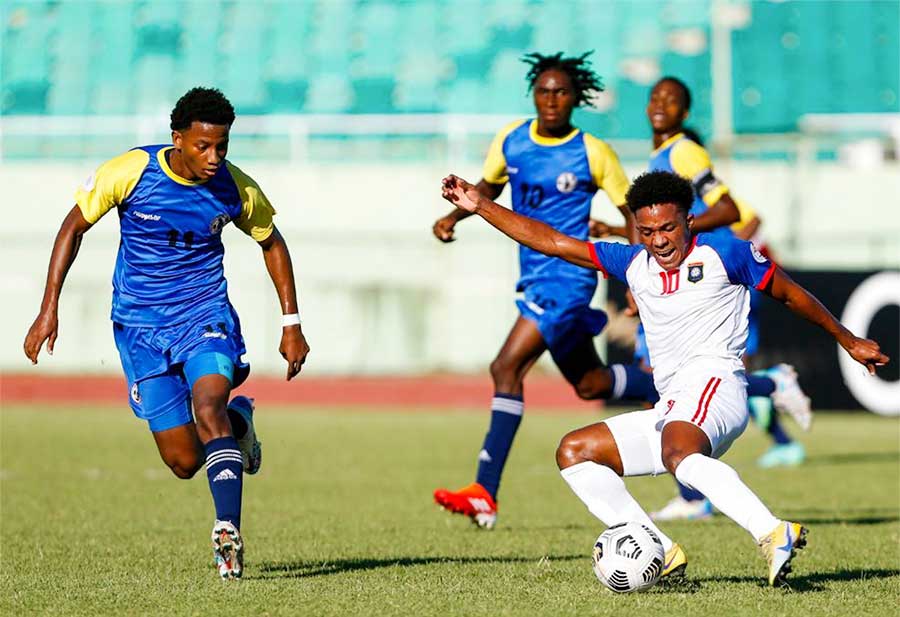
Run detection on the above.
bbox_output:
[23,87,310,580]
[440,170,888,586]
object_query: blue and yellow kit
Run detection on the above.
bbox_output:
[648,133,732,236]
[482,119,629,357]
[74,145,275,431]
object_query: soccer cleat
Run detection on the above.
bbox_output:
[660,543,688,580]
[756,442,806,469]
[227,396,262,474]
[433,482,498,529]
[650,496,713,521]
[767,364,813,431]
[758,521,807,586]
[211,520,244,580]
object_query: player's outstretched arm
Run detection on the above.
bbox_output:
[259,227,310,381]
[441,174,595,269]
[432,179,504,242]
[765,267,889,375]
[24,206,93,364]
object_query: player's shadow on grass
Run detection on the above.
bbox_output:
[699,568,899,593]
[779,506,899,526]
[254,554,582,580]
[802,450,899,466]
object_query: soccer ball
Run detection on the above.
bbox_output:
[592,522,665,593]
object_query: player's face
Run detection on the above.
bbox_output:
[533,69,576,131]
[647,80,688,133]
[634,203,694,271]
[172,122,230,181]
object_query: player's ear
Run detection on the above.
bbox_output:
[685,212,694,232]
[171,130,182,151]
[680,108,690,123]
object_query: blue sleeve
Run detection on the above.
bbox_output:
[587,241,643,282]
[702,234,776,289]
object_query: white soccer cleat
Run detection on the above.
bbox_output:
[650,496,713,521]
[227,396,262,474]
[767,364,813,432]
[212,520,244,580]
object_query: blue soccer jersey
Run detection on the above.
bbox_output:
[648,133,733,236]
[74,144,275,327]
[483,119,629,290]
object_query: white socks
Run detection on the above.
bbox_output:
[675,453,779,541]
[560,461,673,552]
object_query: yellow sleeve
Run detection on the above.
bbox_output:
[583,134,629,206]
[74,150,149,224]
[227,162,276,242]
[669,139,730,206]
[729,196,758,232]
[482,119,527,185]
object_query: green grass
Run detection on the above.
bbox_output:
[1,405,898,616]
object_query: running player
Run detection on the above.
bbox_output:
[23,87,310,580]
[431,52,656,529]
[439,169,888,586]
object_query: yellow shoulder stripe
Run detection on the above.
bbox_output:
[583,133,629,206]
[226,161,276,242]
[482,119,527,185]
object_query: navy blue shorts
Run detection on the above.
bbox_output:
[113,303,249,432]
[516,280,608,360]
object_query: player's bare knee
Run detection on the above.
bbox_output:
[489,355,523,391]
[556,430,613,471]
[661,445,690,476]
[165,455,201,479]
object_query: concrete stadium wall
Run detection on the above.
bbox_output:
[2,160,898,377]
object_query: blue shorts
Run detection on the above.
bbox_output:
[113,303,250,432]
[516,280,608,360]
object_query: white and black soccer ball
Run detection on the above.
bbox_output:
[592,522,665,593]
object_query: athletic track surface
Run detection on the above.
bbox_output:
[1,373,601,412]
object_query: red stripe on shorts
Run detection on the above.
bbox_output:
[697,378,722,426]
[691,378,716,423]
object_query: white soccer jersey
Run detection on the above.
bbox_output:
[588,234,775,394]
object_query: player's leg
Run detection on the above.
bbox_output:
[661,375,806,585]
[551,337,656,402]
[434,316,545,528]
[556,411,683,577]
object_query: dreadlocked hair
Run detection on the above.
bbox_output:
[522,51,604,108]
[170,87,236,131]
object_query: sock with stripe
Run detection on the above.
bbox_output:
[766,413,793,445]
[475,394,523,500]
[205,436,244,529]
[609,364,658,402]
[560,461,673,552]
[675,453,779,540]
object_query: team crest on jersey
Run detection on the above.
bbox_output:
[209,213,231,234]
[687,262,704,283]
[750,243,767,264]
[556,171,577,193]
[130,383,142,405]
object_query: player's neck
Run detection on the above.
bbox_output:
[167,149,199,182]
[652,128,683,149]
[536,121,575,139]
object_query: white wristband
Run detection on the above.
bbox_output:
[282,313,301,327]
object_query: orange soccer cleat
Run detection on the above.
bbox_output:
[433,482,498,529]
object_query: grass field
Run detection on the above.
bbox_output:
[1,405,898,616]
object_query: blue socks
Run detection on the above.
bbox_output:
[610,364,659,403]
[746,374,776,397]
[205,436,244,529]
[766,413,793,445]
[678,480,707,502]
[476,394,523,500]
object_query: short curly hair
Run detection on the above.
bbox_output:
[626,171,694,215]
[653,76,691,110]
[170,87,235,131]
[522,51,604,108]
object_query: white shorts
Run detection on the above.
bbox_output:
[604,369,750,477]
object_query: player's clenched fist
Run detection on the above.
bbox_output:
[432,215,457,242]
[839,334,889,375]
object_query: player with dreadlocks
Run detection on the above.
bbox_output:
[432,52,657,529]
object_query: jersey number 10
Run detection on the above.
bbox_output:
[518,182,544,208]
[659,270,680,295]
